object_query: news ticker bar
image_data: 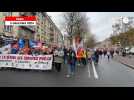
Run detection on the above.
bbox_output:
[5,16,36,21]
[5,21,36,26]
[5,16,36,26]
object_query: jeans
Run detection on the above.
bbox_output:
[77,58,81,65]
[82,58,86,66]
[107,55,110,61]
[64,55,67,64]
[69,59,76,74]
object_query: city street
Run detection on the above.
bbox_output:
[1,56,134,87]
[0,12,134,87]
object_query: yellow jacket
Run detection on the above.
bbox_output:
[82,50,86,58]
[87,51,92,58]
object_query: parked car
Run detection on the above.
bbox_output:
[125,47,131,55]
[129,47,134,55]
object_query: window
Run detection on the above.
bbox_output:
[4,25,12,32]
[3,12,13,32]
[3,12,12,16]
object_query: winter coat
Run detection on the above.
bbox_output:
[67,50,76,64]
[53,50,64,63]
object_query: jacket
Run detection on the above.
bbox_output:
[68,50,76,64]
[53,50,64,63]
[82,50,86,58]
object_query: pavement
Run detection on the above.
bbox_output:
[1,57,134,87]
[114,55,134,69]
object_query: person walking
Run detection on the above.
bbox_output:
[99,49,103,59]
[87,49,93,64]
[94,49,99,65]
[107,50,110,61]
[66,47,76,78]
[53,48,64,72]
[21,40,31,55]
[103,49,107,58]
[11,40,19,54]
[76,47,82,66]
[63,46,67,64]
[110,49,114,59]
[82,49,87,66]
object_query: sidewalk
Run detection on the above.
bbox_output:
[114,55,134,69]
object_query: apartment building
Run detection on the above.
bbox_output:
[112,16,134,35]
[0,12,63,48]
[44,14,63,48]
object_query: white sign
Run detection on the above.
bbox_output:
[0,54,53,70]
[5,21,36,26]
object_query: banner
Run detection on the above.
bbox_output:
[0,54,53,70]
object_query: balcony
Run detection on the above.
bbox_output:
[50,37,54,42]
[20,26,35,33]
[50,27,54,31]
[50,32,54,36]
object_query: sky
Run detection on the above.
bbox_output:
[47,12,134,42]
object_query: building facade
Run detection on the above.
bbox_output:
[112,16,134,35]
[44,14,63,48]
[95,39,112,49]
[0,12,63,48]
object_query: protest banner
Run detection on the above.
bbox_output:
[0,54,53,70]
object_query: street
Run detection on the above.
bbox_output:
[0,56,134,87]
[0,12,134,87]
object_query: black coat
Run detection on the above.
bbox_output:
[67,50,76,64]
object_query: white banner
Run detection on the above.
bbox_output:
[5,21,36,26]
[0,54,53,70]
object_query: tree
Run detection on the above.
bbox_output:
[62,12,96,48]
[85,34,96,48]
[110,34,119,45]
[63,12,78,37]
[110,28,134,47]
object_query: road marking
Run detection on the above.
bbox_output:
[92,61,99,79]
[87,64,90,78]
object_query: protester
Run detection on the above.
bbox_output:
[18,38,25,49]
[99,49,103,59]
[91,49,99,65]
[53,48,64,72]
[66,47,76,78]
[76,47,83,66]
[107,50,110,61]
[87,49,93,64]
[110,49,114,59]
[103,49,107,58]
[81,49,87,66]
[21,39,31,55]
[76,48,81,66]
[116,49,119,55]
[63,46,67,64]
[11,41,19,54]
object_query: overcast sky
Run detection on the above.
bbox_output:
[47,12,134,42]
